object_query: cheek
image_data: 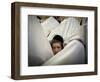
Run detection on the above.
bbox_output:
[57,48,62,51]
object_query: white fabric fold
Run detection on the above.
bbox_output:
[42,40,85,65]
[42,17,86,65]
[47,17,85,45]
[28,16,54,66]
[28,16,86,66]
[41,17,60,37]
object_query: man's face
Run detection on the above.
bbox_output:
[52,42,62,55]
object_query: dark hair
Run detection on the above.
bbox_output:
[51,35,64,49]
[53,35,64,43]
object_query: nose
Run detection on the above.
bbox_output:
[54,48,59,54]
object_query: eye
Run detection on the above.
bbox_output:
[57,46,60,48]
[52,46,56,49]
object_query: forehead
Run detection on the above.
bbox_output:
[52,42,61,46]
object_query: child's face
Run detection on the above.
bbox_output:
[52,42,62,55]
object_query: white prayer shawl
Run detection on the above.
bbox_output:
[42,17,86,65]
[47,17,85,45]
[28,16,54,66]
[42,40,85,65]
[28,16,86,66]
[41,17,60,37]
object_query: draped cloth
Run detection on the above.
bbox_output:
[28,16,54,66]
[42,17,86,65]
[42,40,85,65]
[28,16,86,66]
[41,17,60,37]
[47,17,86,45]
